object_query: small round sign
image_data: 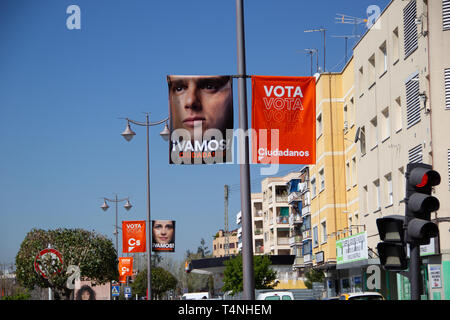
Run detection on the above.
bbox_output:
[34,248,63,279]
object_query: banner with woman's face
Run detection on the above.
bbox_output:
[151,220,175,252]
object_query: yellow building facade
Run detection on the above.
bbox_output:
[308,58,358,278]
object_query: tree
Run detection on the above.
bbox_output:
[304,268,324,289]
[222,254,277,296]
[15,228,118,300]
[131,267,177,299]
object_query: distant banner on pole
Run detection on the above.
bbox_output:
[251,76,316,165]
[167,75,234,165]
[122,220,146,253]
[152,220,175,252]
[118,257,133,283]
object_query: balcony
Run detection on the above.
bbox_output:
[289,214,302,226]
[254,228,263,237]
[301,205,311,217]
[288,192,302,204]
[276,216,289,225]
[289,235,302,246]
[277,238,290,246]
[255,246,264,254]
[302,229,312,240]
[254,210,263,220]
[293,256,304,267]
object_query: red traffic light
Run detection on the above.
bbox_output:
[409,166,441,189]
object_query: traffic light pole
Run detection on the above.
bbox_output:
[409,244,421,300]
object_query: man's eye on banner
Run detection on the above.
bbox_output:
[152,220,175,252]
[167,75,234,165]
[251,76,316,165]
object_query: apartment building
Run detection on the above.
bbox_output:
[353,0,450,300]
[212,229,239,258]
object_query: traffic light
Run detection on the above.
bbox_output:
[376,215,408,270]
[405,163,440,245]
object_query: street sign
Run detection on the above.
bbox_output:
[111,285,120,297]
[34,248,63,279]
[124,286,132,298]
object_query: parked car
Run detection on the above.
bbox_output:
[339,292,385,300]
[181,292,210,300]
[256,291,294,300]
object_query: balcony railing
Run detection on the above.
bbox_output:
[288,192,302,204]
[255,246,264,254]
[254,228,263,236]
[276,195,288,203]
[277,237,290,246]
[276,216,289,224]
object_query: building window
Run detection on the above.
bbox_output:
[321,221,327,243]
[363,185,369,214]
[394,97,402,132]
[381,107,390,141]
[385,173,393,206]
[379,41,388,75]
[392,27,400,63]
[406,74,421,128]
[398,167,405,204]
[445,68,450,109]
[313,226,318,247]
[344,104,348,132]
[403,0,418,58]
[311,177,317,198]
[349,97,355,127]
[370,116,378,149]
[360,126,366,155]
[359,66,364,95]
[443,0,450,30]
[352,157,357,186]
[319,168,325,192]
[346,162,351,189]
[373,179,381,212]
[408,144,423,163]
[368,54,376,87]
[317,113,323,138]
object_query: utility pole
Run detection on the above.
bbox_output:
[224,185,229,257]
[304,48,318,76]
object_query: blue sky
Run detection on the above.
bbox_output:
[0,0,390,266]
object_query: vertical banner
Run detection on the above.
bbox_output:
[122,220,146,253]
[251,76,316,164]
[167,75,234,165]
[118,257,133,283]
[152,220,175,252]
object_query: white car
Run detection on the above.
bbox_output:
[256,291,294,300]
[181,292,210,300]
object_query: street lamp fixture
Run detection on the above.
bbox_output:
[100,195,133,255]
[121,113,169,301]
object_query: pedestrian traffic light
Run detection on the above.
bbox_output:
[376,215,408,270]
[405,163,440,245]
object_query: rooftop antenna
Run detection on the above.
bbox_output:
[330,35,360,65]
[335,13,368,38]
[304,48,318,76]
[304,28,327,73]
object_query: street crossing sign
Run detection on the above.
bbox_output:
[111,285,120,297]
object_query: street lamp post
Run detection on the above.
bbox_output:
[101,195,133,255]
[120,113,169,300]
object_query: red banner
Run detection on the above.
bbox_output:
[118,257,133,283]
[122,220,146,253]
[251,76,316,165]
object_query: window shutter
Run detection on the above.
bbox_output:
[445,68,450,110]
[444,0,450,30]
[404,0,418,58]
[408,144,422,163]
[406,76,421,128]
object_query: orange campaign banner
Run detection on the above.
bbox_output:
[251,76,316,165]
[118,257,133,283]
[122,220,146,254]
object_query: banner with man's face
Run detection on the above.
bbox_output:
[167,75,233,165]
[151,220,175,252]
[122,221,146,253]
[251,76,316,165]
